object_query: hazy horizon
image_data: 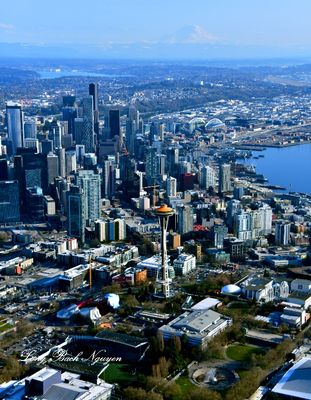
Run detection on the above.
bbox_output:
[1,0,311,60]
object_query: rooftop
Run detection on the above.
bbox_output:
[272,357,311,400]
[161,308,231,339]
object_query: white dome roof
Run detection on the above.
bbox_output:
[221,284,241,295]
[206,118,225,128]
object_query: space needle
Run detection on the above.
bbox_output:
[154,204,175,298]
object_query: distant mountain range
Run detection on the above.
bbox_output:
[0,25,310,60]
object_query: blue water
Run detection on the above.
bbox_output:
[242,143,311,194]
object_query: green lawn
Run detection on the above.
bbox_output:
[226,344,265,362]
[176,376,196,396]
[236,369,249,379]
[0,323,13,333]
[100,363,138,385]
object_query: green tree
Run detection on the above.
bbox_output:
[162,382,182,400]
[123,387,163,400]
[188,387,222,400]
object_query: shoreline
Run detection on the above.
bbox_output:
[234,139,311,150]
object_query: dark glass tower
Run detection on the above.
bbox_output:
[89,83,99,136]
[109,109,120,139]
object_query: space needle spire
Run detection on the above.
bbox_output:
[154,204,175,298]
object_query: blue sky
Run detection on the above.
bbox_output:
[1,0,311,57]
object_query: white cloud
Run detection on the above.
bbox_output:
[0,23,15,31]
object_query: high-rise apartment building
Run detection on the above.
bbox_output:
[219,163,232,193]
[275,221,291,246]
[177,205,194,235]
[67,185,86,243]
[200,165,216,190]
[75,170,101,224]
[166,176,177,197]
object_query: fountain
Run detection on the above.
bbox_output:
[204,368,217,384]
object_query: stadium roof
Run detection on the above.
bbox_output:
[272,357,311,399]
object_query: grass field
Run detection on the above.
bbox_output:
[101,363,138,385]
[236,369,249,379]
[226,344,265,362]
[0,323,13,333]
[176,376,196,396]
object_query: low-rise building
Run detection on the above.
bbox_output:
[173,253,196,276]
[291,278,311,293]
[158,309,232,348]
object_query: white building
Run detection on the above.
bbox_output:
[200,165,216,190]
[166,176,177,197]
[287,291,311,310]
[280,305,309,327]
[137,255,175,279]
[291,278,311,293]
[139,196,151,211]
[173,253,196,276]
[159,309,232,348]
[240,275,289,302]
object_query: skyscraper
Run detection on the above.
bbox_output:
[24,119,37,139]
[226,199,242,230]
[177,205,194,235]
[166,147,179,177]
[0,181,20,223]
[81,96,95,152]
[65,150,77,176]
[75,170,101,223]
[125,105,139,155]
[109,109,120,139]
[74,117,84,145]
[275,221,291,246]
[49,119,62,149]
[57,148,66,178]
[125,119,136,154]
[89,83,99,136]
[67,185,86,243]
[219,163,232,194]
[166,176,177,197]
[102,160,116,198]
[212,224,228,249]
[6,102,24,154]
[46,153,59,186]
[62,107,77,138]
[41,139,53,155]
[145,146,158,184]
[200,165,216,190]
